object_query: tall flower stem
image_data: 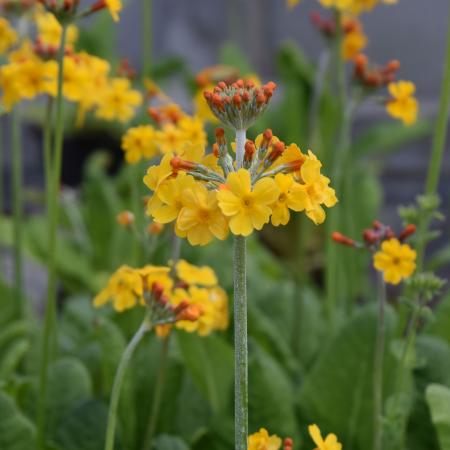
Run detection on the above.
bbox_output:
[11,107,24,317]
[142,335,170,450]
[142,0,152,77]
[105,319,152,450]
[235,129,247,169]
[417,5,450,268]
[233,235,248,450]
[373,273,386,450]
[37,24,68,449]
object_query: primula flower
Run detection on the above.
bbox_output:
[217,169,280,236]
[176,259,218,287]
[386,80,418,126]
[177,115,208,148]
[121,125,157,163]
[106,0,122,21]
[177,182,229,245]
[270,173,304,226]
[155,123,185,154]
[35,12,78,48]
[0,17,18,54]
[342,18,367,60]
[318,0,395,14]
[248,428,282,450]
[308,424,342,450]
[194,84,220,123]
[96,77,142,123]
[373,238,417,284]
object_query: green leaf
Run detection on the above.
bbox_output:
[0,391,36,450]
[426,291,450,343]
[176,332,233,413]
[426,384,450,450]
[0,338,30,379]
[352,120,431,158]
[298,304,398,449]
[53,399,115,450]
[153,434,190,450]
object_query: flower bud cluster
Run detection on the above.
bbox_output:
[353,54,400,89]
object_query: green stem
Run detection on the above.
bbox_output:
[373,273,386,450]
[142,335,170,450]
[0,119,3,218]
[105,320,151,450]
[233,235,248,450]
[37,24,68,449]
[142,0,152,77]
[43,97,54,205]
[416,5,450,268]
[11,107,24,317]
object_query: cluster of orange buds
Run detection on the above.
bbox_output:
[353,54,400,89]
[144,282,202,326]
[117,58,136,79]
[203,79,277,130]
[283,437,294,450]
[195,65,240,89]
[33,37,73,59]
[332,220,416,250]
[310,11,361,39]
[38,0,80,21]
[147,103,184,125]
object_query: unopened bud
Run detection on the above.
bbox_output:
[332,232,356,247]
[268,141,285,162]
[170,156,197,173]
[148,222,164,235]
[398,224,416,241]
[116,211,135,227]
[244,141,256,162]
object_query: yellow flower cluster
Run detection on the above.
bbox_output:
[0,17,18,55]
[385,80,418,126]
[287,0,397,14]
[35,11,78,49]
[144,130,337,245]
[341,17,367,61]
[374,238,416,285]
[121,109,207,163]
[93,260,228,337]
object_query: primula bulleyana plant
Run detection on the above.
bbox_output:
[143,80,337,245]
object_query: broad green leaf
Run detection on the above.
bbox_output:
[426,384,450,450]
[298,304,398,449]
[53,399,115,450]
[0,338,30,379]
[176,332,233,413]
[352,120,431,158]
[0,391,36,450]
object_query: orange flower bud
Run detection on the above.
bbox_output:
[332,231,356,247]
[116,210,135,227]
[268,141,285,162]
[398,224,416,241]
[170,156,197,172]
[148,222,164,235]
[244,140,256,162]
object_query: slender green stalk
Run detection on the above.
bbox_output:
[142,335,170,450]
[233,235,248,450]
[43,98,54,204]
[142,0,152,77]
[11,108,24,317]
[373,273,386,450]
[105,320,151,450]
[0,119,3,219]
[37,24,68,449]
[416,5,450,268]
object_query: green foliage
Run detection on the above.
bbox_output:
[426,384,450,450]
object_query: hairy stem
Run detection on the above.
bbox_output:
[233,235,248,450]
[235,129,246,169]
[37,24,68,449]
[105,320,151,450]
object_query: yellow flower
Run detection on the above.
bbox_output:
[217,169,280,236]
[148,174,196,224]
[143,153,174,192]
[308,424,342,450]
[194,85,219,123]
[386,81,418,126]
[248,428,282,450]
[138,265,173,293]
[296,151,338,225]
[342,19,367,60]
[270,174,304,226]
[122,125,157,163]
[0,17,17,55]
[286,0,301,8]
[96,77,142,123]
[105,0,122,21]
[178,115,207,148]
[94,266,143,312]
[155,123,185,154]
[177,182,229,246]
[59,56,91,102]
[35,12,78,48]
[373,238,416,285]
[176,260,218,287]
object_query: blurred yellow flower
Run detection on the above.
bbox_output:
[155,123,185,154]
[373,238,416,285]
[194,85,219,123]
[386,80,418,126]
[217,169,279,236]
[178,115,207,148]
[177,182,229,245]
[35,12,78,48]
[342,18,367,60]
[96,77,142,123]
[248,428,282,450]
[106,0,122,21]
[0,17,17,54]
[308,424,342,450]
[176,259,218,287]
[286,0,301,8]
[122,125,157,163]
